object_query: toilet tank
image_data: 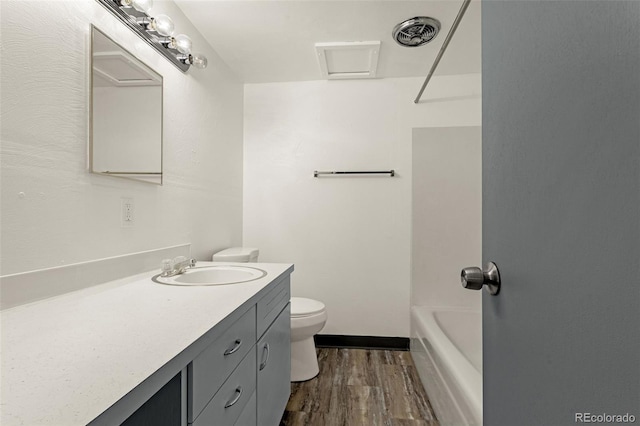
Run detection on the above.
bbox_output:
[212,247,259,263]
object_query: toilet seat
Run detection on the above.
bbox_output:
[291,297,325,318]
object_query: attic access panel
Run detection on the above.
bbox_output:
[315,41,381,80]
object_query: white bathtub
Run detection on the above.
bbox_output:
[410,306,482,425]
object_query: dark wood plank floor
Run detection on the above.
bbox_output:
[280,348,439,426]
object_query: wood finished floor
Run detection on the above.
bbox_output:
[280,348,439,426]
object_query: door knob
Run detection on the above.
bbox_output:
[461,262,501,295]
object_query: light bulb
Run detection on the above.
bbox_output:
[120,0,152,14]
[131,0,152,13]
[172,34,192,54]
[150,14,174,37]
[190,53,208,69]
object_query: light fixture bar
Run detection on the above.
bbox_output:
[95,0,197,72]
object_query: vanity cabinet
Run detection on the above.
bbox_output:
[235,391,257,425]
[120,372,182,426]
[3,262,294,426]
[256,274,290,337]
[257,304,291,426]
[192,347,257,426]
[189,306,257,420]
[189,274,291,426]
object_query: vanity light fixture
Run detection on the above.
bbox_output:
[119,0,152,14]
[137,14,175,37]
[96,0,207,72]
[179,53,208,69]
[161,34,192,54]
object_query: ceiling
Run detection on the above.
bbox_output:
[174,0,481,84]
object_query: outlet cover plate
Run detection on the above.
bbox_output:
[121,197,134,227]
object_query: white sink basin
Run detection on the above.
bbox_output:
[153,265,267,286]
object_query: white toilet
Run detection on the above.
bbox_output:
[212,248,327,382]
[211,247,259,263]
[289,297,327,381]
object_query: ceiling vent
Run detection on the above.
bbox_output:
[392,17,441,47]
[315,41,381,80]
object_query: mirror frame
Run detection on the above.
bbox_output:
[89,25,164,185]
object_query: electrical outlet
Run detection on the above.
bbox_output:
[121,198,134,228]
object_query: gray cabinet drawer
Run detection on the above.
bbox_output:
[190,306,256,421]
[193,347,257,426]
[256,276,290,337]
[257,304,291,426]
[233,391,256,426]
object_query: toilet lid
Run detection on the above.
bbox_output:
[290,297,325,317]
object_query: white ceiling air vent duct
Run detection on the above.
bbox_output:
[315,41,381,80]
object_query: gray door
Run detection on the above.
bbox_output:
[482,2,639,425]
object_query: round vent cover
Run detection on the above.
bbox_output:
[392,17,441,47]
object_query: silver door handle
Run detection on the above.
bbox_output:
[461,262,501,295]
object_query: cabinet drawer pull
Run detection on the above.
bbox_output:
[223,339,242,356]
[224,386,243,408]
[259,342,270,371]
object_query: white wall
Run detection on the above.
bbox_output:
[412,127,482,310]
[243,75,481,336]
[0,0,244,276]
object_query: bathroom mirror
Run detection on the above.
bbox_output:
[90,26,163,185]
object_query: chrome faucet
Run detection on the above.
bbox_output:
[161,256,197,277]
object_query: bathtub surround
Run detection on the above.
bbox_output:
[0,0,243,277]
[410,125,481,424]
[411,126,481,311]
[243,75,481,337]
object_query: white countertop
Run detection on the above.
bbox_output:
[0,262,293,426]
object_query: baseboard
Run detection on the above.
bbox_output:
[314,334,410,351]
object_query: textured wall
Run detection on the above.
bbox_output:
[243,75,481,336]
[1,1,244,275]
